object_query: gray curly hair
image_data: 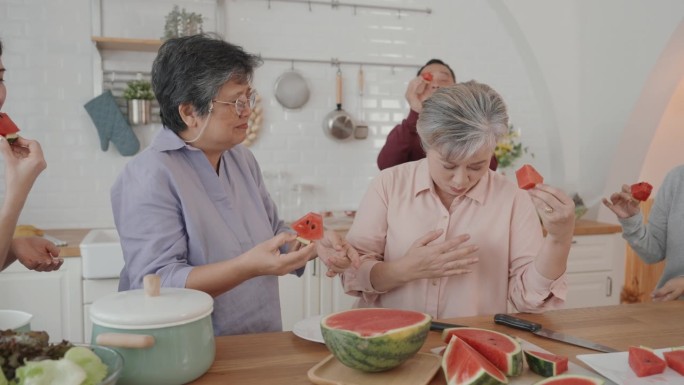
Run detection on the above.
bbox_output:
[417,81,509,162]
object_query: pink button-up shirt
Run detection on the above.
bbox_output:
[341,159,566,319]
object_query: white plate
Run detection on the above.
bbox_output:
[578,348,679,384]
[292,315,324,344]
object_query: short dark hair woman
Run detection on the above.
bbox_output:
[112,34,359,336]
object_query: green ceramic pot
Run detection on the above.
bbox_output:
[0,309,32,332]
[90,276,215,385]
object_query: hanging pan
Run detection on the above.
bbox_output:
[274,63,310,109]
[322,68,354,140]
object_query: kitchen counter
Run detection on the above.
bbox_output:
[190,301,684,384]
[41,220,622,259]
[326,217,622,236]
[43,228,90,258]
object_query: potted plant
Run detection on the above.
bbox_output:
[123,80,155,125]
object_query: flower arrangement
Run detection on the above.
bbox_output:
[495,125,533,169]
[123,80,155,101]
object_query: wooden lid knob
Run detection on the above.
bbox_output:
[143,274,161,297]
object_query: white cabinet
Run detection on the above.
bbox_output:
[82,278,120,343]
[564,233,625,309]
[279,259,357,331]
[0,258,83,342]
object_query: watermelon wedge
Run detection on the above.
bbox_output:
[515,164,543,190]
[532,374,605,384]
[524,350,568,377]
[442,335,508,385]
[0,113,20,143]
[442,327,523,376]
[320,308,431,372]
[628,346,666,377]
[663,349,684,376]
[630,182,653,202]
[291,212,324,245]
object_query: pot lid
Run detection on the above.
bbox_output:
[90,275,213,329]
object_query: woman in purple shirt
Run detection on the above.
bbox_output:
[111,34,357,336]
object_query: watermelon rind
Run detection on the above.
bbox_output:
[442,336,508,385]
[532,374,605,384]
[442,327,523,377]
[524,350,568,377]
[320,308,431,372]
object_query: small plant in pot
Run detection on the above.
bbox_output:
[123,80,155,125]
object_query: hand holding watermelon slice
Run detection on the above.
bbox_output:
[602,183,645,219]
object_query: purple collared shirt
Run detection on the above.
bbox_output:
[111,127,291,335]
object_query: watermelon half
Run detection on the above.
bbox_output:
[532,374,605,385]
[320,308,431,372]
[442,327,523,376]
[442,335,508,385]
[663,349,684,376]
[524,350,568,377]
[629,346,666,377]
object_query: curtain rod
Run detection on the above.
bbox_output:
[258,0,431,15]
[260,56,420,69]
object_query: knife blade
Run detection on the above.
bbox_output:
[430,320,466,332]
[494,314,617,353]
[42,234,67,247]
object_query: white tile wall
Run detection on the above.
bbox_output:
[0,0,682,228]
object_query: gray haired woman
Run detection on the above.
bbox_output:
[341,81,575,318]
[111,34,358,336]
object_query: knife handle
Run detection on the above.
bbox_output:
[494,314,542,332]
[430,321,465,331]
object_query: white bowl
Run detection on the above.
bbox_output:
[0,309,32,331]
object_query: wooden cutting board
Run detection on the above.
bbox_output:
[307,353,441,385]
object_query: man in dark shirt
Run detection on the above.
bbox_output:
[377,59,498,171]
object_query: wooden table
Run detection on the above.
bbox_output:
[190,301,684,384]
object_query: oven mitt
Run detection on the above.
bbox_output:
[84,90,140,156]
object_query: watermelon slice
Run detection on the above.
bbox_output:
[320,308,431,372]
[524,350,568,377]
[442,327,523,377]
[663,349,684,376]
[532,374,605,384]
[628,346,666,377]
[630,182,653,202]
[291,212,324,245]
[0,113,20,143]
[442,335,508,385]
[421,72,433,82]
[515,164,543,190]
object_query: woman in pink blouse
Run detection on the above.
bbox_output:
[340,81,575,318]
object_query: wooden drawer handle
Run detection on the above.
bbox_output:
[96,332,155,349]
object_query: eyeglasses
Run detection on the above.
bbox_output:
[212,89,258,117]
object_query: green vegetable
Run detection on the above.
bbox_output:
[15,359,86,385]
[122,80,155,100]
[64,347,107,385]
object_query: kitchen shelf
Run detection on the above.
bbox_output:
[92,36,162,52]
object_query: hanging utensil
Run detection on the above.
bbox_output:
[274,62,310,109]
[354,66,368,139]
[322,68,354,140]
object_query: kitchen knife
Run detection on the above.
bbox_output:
[494,314,617,353]
[43,234,67,247]
[430,320,466,331]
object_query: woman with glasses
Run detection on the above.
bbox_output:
[111,34,359,336]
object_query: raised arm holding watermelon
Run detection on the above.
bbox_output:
[603,166,684,301]
[0,39,62,273]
